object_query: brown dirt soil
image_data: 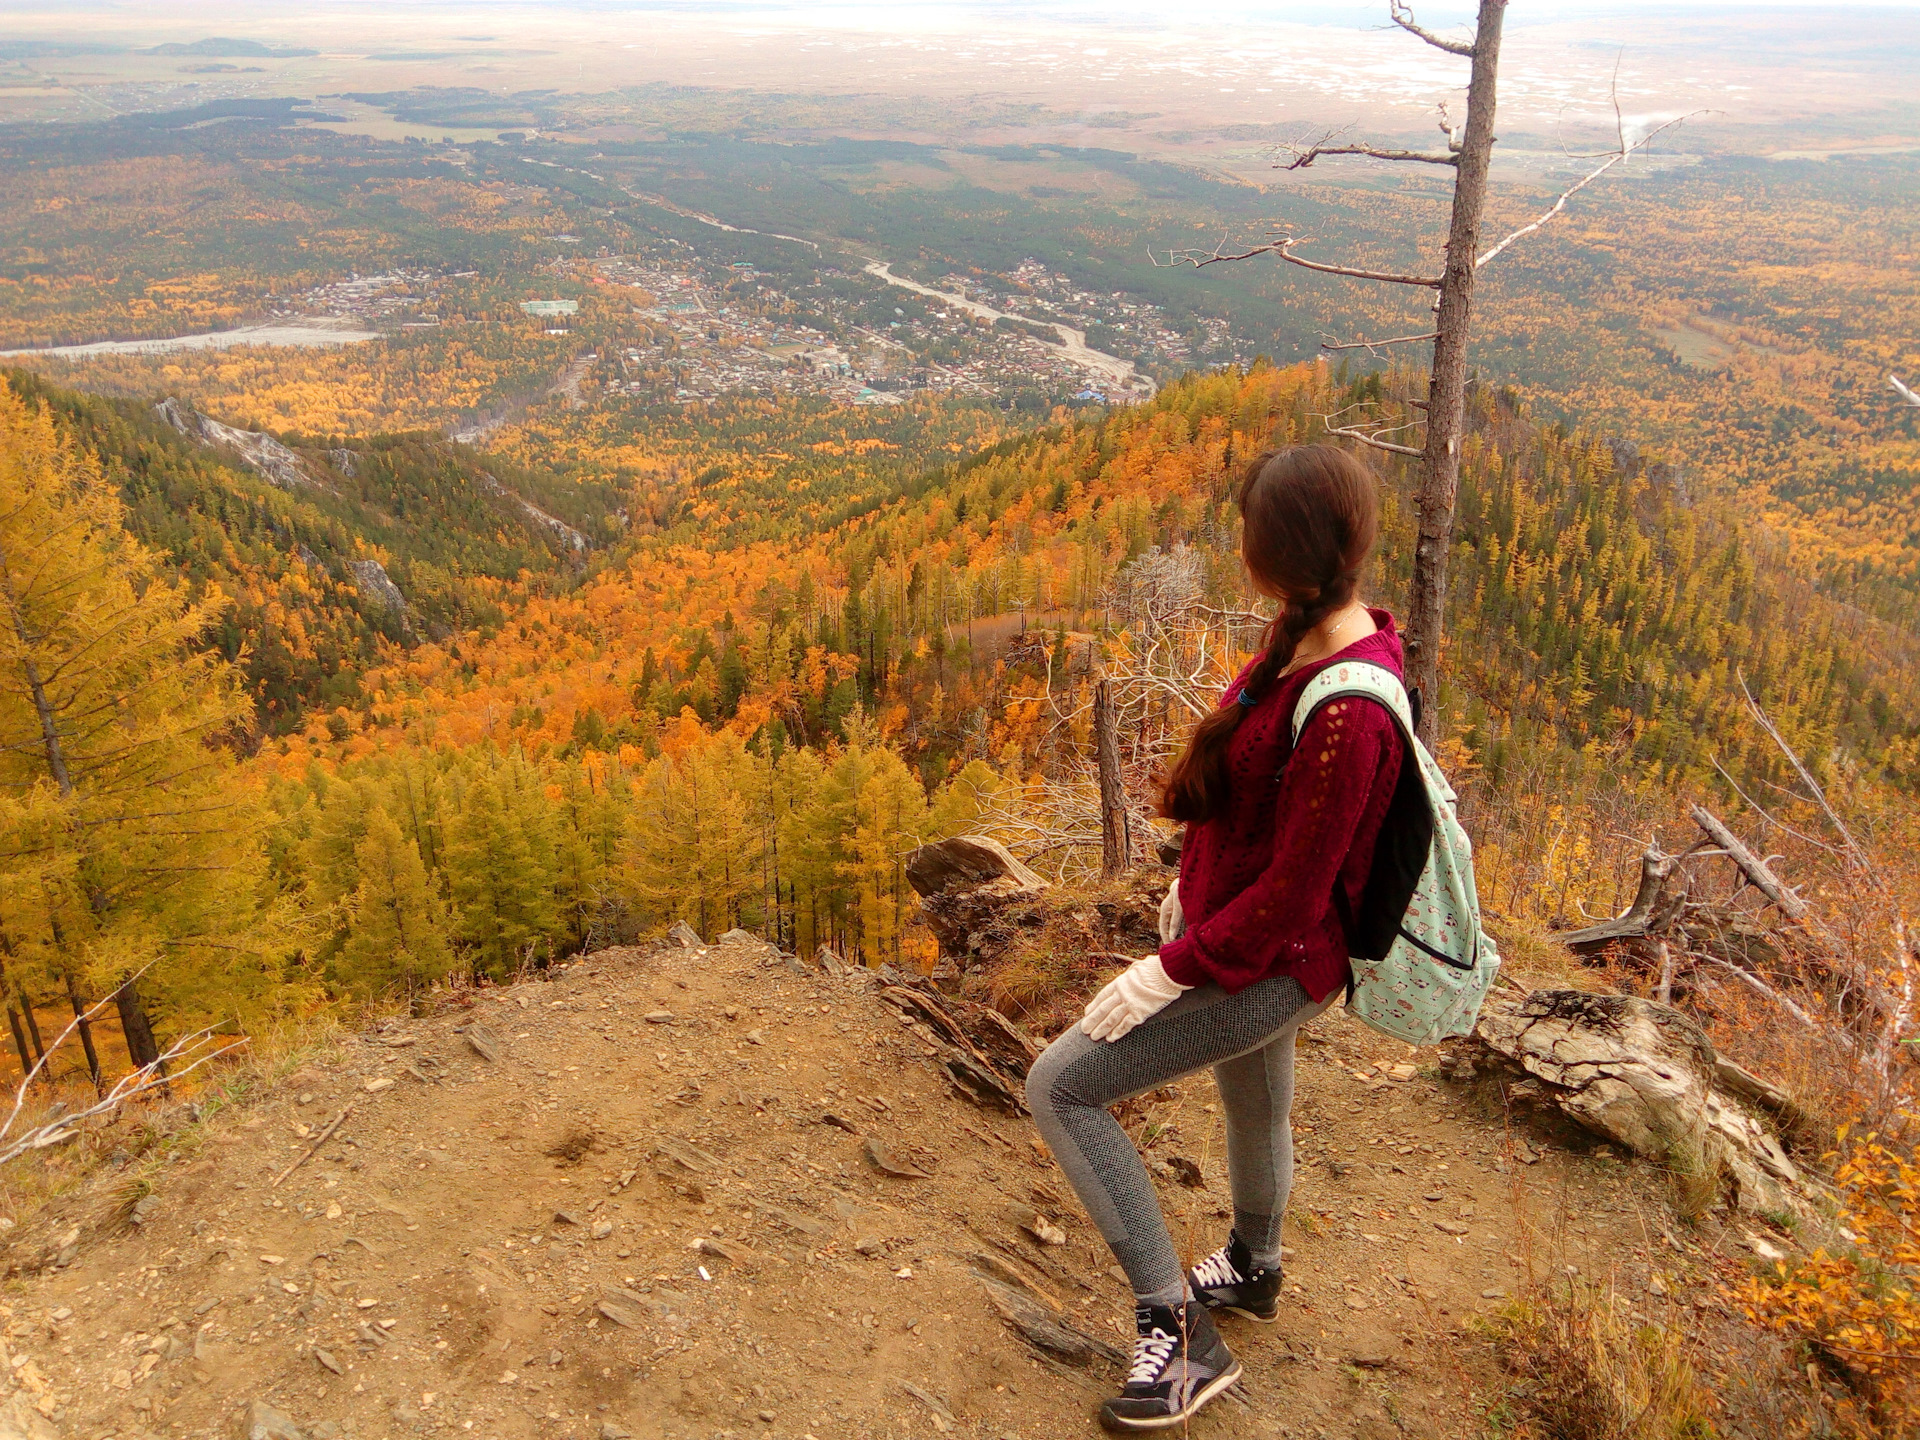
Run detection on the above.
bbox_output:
[0,938,1759,1440]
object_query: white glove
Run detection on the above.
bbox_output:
[1158,878,1185,944]
[1079,955,1191,1043]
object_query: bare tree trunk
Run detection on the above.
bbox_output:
[1094,678,1129,877]
[1404,0,1507,744]
[112,974,164,1073]
[18,984,44,1063]
[4,1005,30,1083]
[64,970,102,1092]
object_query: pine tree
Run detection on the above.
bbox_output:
[619,733,760,939]
[0,386,278,1071]
[445,766,556,978]
[339,806,452,996]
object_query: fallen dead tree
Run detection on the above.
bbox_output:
[1450,989,1815,1219]
[1557,800,1915,1091]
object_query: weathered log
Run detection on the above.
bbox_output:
[1467,989,1811,1219]
[1689,805,1808,920]
[1714,1055,1812,1136]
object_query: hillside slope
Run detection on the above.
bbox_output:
[0,936,1742,1440]
[1,369,626,734]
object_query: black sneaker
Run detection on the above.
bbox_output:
[1188,1231,1283,1323]
[1097,1301,1241,1432]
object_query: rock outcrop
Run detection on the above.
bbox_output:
[906,837,1050,989]
[153,398,325,492]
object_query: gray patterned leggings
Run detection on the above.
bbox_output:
[1025,976,1334,1305]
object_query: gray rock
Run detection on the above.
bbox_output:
[905,835,1047,896]
[245,1401,306,1440]
[666,921,702,949]
[346,559,408,618]
[0,1393,59,1440]
[462,1022,502,1062]
[155,398,324,493]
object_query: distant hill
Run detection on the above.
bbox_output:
[140,38,317,58]
[3,370,624,736]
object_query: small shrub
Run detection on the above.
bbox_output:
[1739,1120,1920,1437]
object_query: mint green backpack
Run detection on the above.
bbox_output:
[1291,660,1500,1045]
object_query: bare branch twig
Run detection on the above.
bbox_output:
[1279,140,1458,170]
[1735,671,1874,881]
[0,1027,247,1168]
[273,1104,354,1187]
[1391,0,1476,56]
[1477,113,1702,270]
[1153,234,1442,289]
[1704,956,1830,1036]
[1319,330,1440,356]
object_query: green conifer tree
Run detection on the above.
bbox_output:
[339,806,452,996]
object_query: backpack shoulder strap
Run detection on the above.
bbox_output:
[1289,659,1414,744]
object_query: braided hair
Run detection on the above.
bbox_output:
[1158,445,1380,824]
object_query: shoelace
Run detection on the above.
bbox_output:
[1127,1327,1179,1386]
[1190,1246,1243,1289]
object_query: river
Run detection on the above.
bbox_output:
[0,320,383,360]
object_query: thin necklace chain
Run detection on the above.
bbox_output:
[1282,602,1373,675]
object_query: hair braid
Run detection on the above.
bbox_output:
[1159,446,1377,824]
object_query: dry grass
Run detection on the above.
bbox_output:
[1485,1275,1719,1439]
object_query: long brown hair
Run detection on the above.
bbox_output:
[1159,445,1380,824]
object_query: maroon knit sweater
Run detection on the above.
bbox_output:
[1156,610,1406,1002]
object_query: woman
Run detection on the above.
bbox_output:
[1026,445,1407,1432]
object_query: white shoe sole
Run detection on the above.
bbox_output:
[1218,1302,1280,1324]
[1098,1359,1244,1432]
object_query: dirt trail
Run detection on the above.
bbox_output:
[0,938,1716,1440]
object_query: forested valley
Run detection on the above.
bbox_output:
[5,356,1914,1062]
[2,53,1919,1435]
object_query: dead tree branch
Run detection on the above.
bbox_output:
[0,1017,245,1168]
[1320,330,1440,356]
[1152,232,1442,288]
[1390,0,1476,55]
[1735,672,1873,878]
[1312,404,1425,457]
[273,1103,354,1187]
[1477,113,1701,270]
[1705,955,1830,1036]
[1688,804,1809,921]
[1277,132,1459,170]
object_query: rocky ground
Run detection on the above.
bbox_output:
[0,934,1763,1440]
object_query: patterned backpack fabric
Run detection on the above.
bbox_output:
[1290,660,1500,1045]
